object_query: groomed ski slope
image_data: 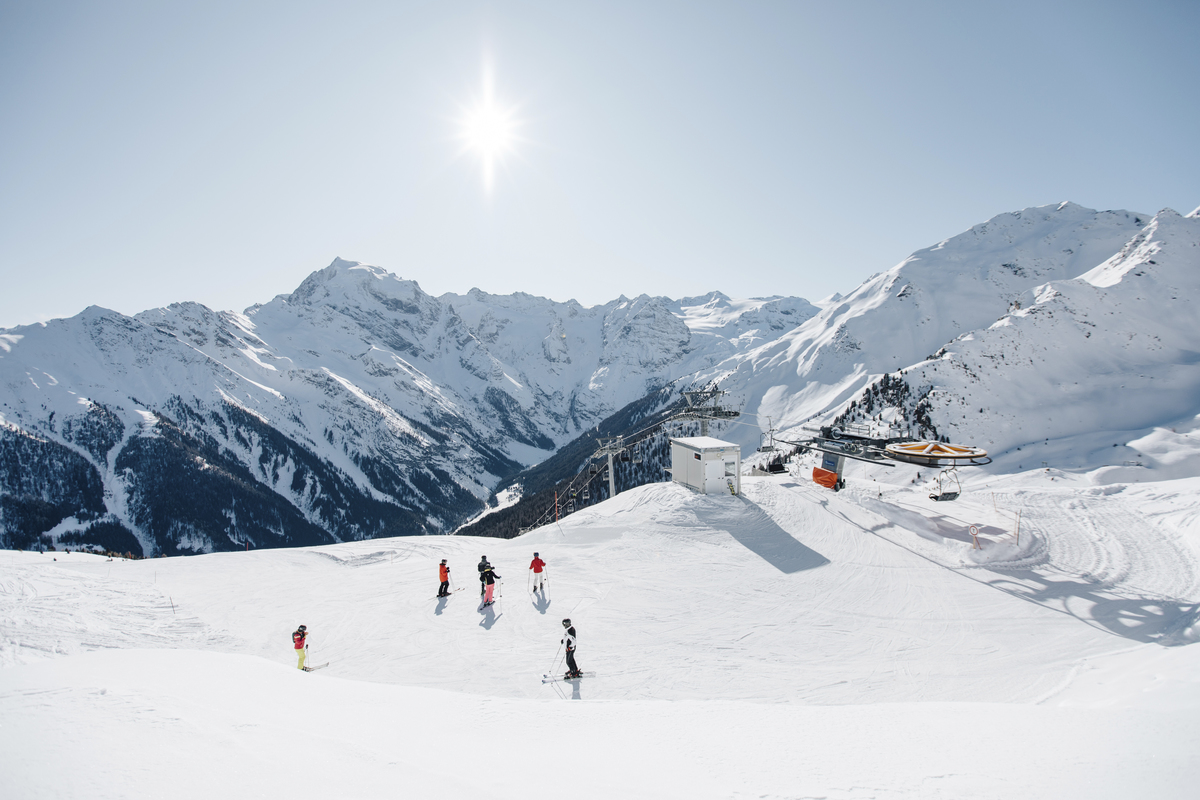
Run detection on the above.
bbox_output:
[3,474,1200,798]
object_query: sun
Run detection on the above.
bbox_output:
[458,65,521,194]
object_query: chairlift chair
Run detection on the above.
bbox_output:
[929,467,961,502]
[582,487,590,500]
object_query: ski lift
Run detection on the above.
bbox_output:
[757,419,777,452]
[620,452,631,463]
[566,501,575,513]
[929,466,961,502]
[589,463,598,475]
[582,486,591,500]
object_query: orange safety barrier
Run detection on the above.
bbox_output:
[813,467,839,489]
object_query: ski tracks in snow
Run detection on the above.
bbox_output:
[833,475,1200,646]
[0,553,232,668]
[979,487,1200,644]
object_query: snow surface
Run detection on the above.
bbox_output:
[4,473,1199,798]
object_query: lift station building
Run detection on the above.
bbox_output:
[669,436,742,496]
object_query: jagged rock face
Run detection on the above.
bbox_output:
[0,259,811,554]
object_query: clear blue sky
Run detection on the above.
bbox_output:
[1,0,1197,329]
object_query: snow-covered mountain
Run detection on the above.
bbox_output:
[0,261,816,555]
[867,207,1200,478]
[692,203,1200,472]
[813,207,1200,488]
[3,200,1197,556]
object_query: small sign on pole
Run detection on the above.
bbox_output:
[969,525,980,550]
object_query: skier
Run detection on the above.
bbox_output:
[293,624,308,670]
[482,563,501,606]
[478,555,489,596]
[561,618,581,679]
[437,559,451,597]
[529,552,547,592]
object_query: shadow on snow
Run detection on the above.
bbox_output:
[694,496,831,575]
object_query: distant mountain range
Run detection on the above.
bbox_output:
[2,201,1197,555]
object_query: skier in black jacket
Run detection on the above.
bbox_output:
[482,564,501,606]
[561,618,581,678]
[478,555,489,596]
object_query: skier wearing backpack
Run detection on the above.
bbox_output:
[561,618,581,678]
[482,564,501,606]
[529,552,547,592]
[478,555,489,596]
[437,559,451,597]
[293,624,308,670]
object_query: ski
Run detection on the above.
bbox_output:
[302,662,330,672]
[433,589,464,599]
[541,671,596,683]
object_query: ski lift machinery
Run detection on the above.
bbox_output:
[780,425,990,500]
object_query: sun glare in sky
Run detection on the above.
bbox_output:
[459,64,520,194]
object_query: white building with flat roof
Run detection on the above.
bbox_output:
[669,436,741,496]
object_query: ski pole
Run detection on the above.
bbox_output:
[527,569,531,593]
[547,640,563,676]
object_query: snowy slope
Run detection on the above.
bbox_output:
[3,474,1199,798]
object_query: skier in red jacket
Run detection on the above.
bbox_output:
[529,552,547,592]
[437,559,451,597]
[293,624,308,670]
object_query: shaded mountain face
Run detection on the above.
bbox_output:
[0,262,815,555]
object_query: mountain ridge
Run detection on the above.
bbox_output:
[3,200,1197,555]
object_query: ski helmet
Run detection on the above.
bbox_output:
[440,559,447,564]
[534,552,539,557]
[562,618,571,627]
[298,625,306,632]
